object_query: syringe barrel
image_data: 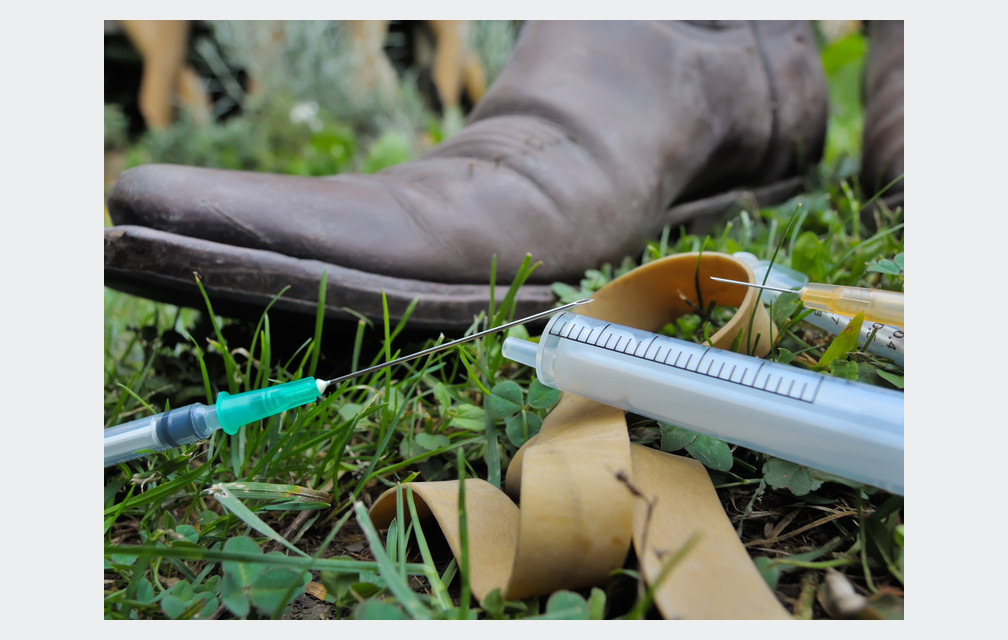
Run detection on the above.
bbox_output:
[521,312,904,494]
[104,403,222,467]
[802,284,904,329]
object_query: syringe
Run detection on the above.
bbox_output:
[729,252,904,365]
[710,277,904,329]
[502,311,904,494]
[105,299,592,467]
[103,377,327,467]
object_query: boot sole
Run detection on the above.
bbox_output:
[104,177,803,331]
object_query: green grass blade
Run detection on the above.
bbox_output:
[405,486,454,610]
[185,334,214,405]
[207,484,310,557]
[455,448,472,617]
[310,506,354,560]
[256,315,272,390]
[105,542,426,574]
[353,501,432,620]
[103,484,136,534]
[104,461,213,517]
[215,481,332,506]
[192,272,240,394]
[309,269,327,378]
[492,253,539,326]
[484,408,501,489]
[396,484,407,578]
[625,532,701,620]
[243,285,290,387]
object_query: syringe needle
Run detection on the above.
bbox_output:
[319,298,595,390]
[106,299,593,466]
[710,277,796,296]
[710,276,903,328]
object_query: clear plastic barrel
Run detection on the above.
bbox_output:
[104,403,221,467]
[504,312,904,494]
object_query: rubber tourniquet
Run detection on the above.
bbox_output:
[369,252,790,619]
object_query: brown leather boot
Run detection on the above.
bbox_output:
[105,20,827,330]
[860,20,904,208]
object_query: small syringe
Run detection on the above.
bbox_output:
[728,252,904,365]
[709,277,904,329]
[103,377,327,467]
[105,299,592,467]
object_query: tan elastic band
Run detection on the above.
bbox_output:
[369,252,789,619]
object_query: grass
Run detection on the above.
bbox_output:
[103,23,903,620]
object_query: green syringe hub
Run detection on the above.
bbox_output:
[215,377,323,435]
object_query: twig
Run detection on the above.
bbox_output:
[744,510,857,548]
[614,470,654,605]
[264,510,315,554]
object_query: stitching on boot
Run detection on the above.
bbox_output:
[427,112,606,217]
[456,106,608,169]
[205,202,273,247]
[364,174,461,255]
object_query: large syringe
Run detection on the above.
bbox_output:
[502,311,904,494]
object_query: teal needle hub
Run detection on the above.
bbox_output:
[216,377,324,435]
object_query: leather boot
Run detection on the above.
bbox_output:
[105,20,827,330]
[860,20,903,208]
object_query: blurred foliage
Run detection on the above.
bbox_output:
[468,20,520,81]
[818,25,868,180]
[207,21,425,137]
[112,21,519,177]
[123,101,359,175]
[361,130,415,173]
[105,104,129,151]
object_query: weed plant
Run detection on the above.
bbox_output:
[104,24,903,620]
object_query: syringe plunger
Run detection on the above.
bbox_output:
[103,403,221,466]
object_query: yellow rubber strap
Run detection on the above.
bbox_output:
[369,252,789,619]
